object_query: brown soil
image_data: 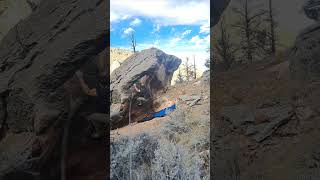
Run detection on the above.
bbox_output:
[212,60,320,179]
[111,79,209,140]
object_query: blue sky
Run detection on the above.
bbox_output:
[110,0,210,71]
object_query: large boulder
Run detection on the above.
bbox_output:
[290,0,320,82]
[0,0,107,178]
[303,0,320,21]
[290,23,320,82]
[110,48,181,126]
[211,0,231,26]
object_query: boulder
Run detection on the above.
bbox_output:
[289,23,320,82]
[303,0,320,21]
[247,104,294,142]
[290,1,320,82]
[0,98,5,129]
[220,105,255,128]
[221,104,294,142]
[180,95,202,107]
[0,0,107,177]
[211,0,231,26]
[201,70,210,84]
[110,48,181,126]
[0,133,35,177]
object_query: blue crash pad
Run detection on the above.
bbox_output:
[143,104,176,121]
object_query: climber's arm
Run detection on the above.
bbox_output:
[76,71,97,97]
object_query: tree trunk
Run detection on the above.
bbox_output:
[269,0,276,55]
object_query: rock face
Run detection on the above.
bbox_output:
[110,48,181,127]
[0,0,107,178]
[303,0,320,21]
[211,0,231,26]
[290,23,320,82]
[290,0,320,82]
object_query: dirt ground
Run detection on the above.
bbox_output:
[212,59,320,180]
[111,78,210,140]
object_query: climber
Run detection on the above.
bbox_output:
[134,74,152,106]
[76,52,108,139]
[120,74,152,112]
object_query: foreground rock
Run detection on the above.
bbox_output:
[0,0,107,178]
[110,48,181,128]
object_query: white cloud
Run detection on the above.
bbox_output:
[130,18,142,26]
[190,35,201,43]
[169,37,182,46]
[110,11,119,22]
[111,0,209,26]
[190,35,209,49]
[152,24,161,33]
[204,34,210,43]
[199,21,210,34]
[123,27,134,35]
[182,30,192,37]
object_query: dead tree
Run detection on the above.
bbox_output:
[185,57,191,81]
[267,0,276,55]
[130,32,136,53]
[233,0,266,64]
[175,67,184,84]
[193,55,197,79]
[215,17,237,70]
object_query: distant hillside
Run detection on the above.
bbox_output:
[110,48,133,73]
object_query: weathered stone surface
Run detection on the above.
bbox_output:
[0,98,5,129]
[304,0,320,21]
[34,106,61,135]
[249,105,294,142]
[212,0,231,26]
[221,105,255,128]
[110,48,181,127]
[110,48,181,103]
[296,106,315,120]
[221,104,294,142]
[6,89,35,133]
[0,133,35,177]
[201,70,210,84]
[180,95,202,107]
[290,1,320,82]
[290,23,320,82]
[0,0,107,177]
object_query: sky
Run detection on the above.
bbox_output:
[110,0,210,72]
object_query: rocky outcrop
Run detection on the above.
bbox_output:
[290,23,320,82]
[303,0,320,21]
[0,0,107,178]
[211,0,231,26]
[290,0,320,82]
[110,48,181,127]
